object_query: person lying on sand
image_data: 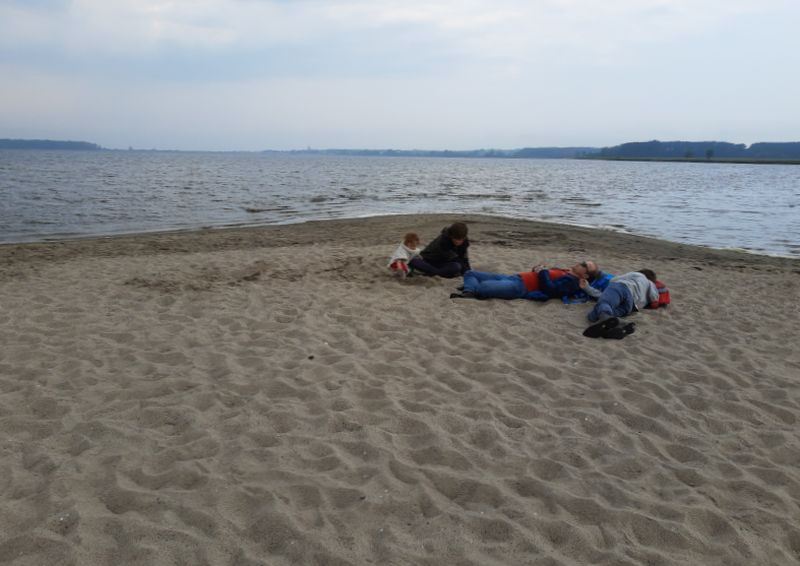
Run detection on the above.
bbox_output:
[570,260,614,303]
[583,269,659,339]
[451,261,609,301]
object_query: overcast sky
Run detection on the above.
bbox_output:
[1,0,798,151]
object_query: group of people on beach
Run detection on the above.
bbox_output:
[388,222,666,340]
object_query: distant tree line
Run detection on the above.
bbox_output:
[592,140,800,160]
[286,147,596,159]
[284,142,800,161]
[0,139,102,150]
[512,147,598,158]
[4,138,799,161]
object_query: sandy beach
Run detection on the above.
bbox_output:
[1,213,799,565]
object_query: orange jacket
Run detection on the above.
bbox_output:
[518,268,567,292]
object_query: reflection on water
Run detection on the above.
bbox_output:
[1,150,798,256]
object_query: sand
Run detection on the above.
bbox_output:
[1,214,799,565]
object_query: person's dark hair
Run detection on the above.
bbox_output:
[447,222,468,240]
[639,269,657,282]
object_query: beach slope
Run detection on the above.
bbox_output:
[1,214,799,565]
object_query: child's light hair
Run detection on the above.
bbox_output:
[403,232,420,247]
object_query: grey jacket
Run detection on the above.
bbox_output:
[610,272,659,310]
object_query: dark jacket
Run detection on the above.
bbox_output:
[420,227,471,271]
[537,269,582,299]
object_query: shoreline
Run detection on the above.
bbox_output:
[2,213,799,564]
[3,213,799,268]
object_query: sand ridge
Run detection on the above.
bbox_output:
[1,214,799,565]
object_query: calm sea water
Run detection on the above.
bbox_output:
[1,150,798,257]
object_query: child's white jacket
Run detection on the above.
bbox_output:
[387,243,420,266]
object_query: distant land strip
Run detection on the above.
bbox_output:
[588,140,800,163]
[3,138,800,162]
[0,139,101,151]
[581,156,800,165]
[279,147,596,159]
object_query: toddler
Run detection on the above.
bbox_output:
[387,232,421,277]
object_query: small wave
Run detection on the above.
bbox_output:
[244,205,292,213]
[457,193,513,201]
[519,193,548,201]
[562,197,601,207]
[590,223,633,234]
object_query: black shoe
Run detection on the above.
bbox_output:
[601,322,635,340]
[583,317,619,338]
[601,327,626,339]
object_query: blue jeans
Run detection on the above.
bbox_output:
[463,270,527,299]
[588,283,634,322]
